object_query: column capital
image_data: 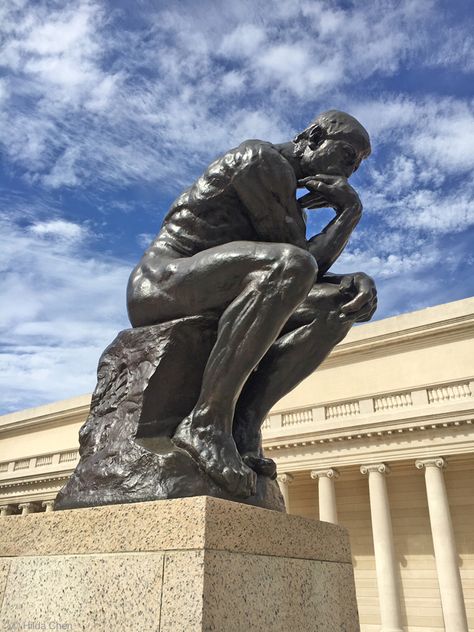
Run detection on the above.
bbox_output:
[42,500,55,512]
[18,502,40,515]
[310,468,339,480]
[0,504,17,516]
[360,463,391,476]
[277,473,294,485]
[415,457,446,470]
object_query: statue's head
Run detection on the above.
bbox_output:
[294,110,371,179]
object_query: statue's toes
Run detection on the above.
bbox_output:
[222,464,256,498]
[242,454,277,479]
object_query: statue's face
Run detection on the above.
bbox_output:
[300,138,365,179]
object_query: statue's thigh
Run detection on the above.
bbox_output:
[143,241,303,321]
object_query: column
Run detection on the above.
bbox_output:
[277,473,293,511]
[0,504,17,516]
[416,458,468,632]
[18,502,40,516]
[360,463,403,632]
[42,500,55,513]
[310,468,339,524]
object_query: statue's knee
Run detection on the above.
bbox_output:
[275,246,318,300]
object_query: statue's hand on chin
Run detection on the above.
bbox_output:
[298,174,362,214]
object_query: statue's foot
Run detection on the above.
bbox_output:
[242,452,277,479]
[172,416,257,498]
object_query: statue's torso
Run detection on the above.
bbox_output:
[153,140,291,257]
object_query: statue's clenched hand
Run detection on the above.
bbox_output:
[338,272,377,322]
[298,174,362,214]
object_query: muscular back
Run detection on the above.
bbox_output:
[153,140,308,257]
[126,140,309,323]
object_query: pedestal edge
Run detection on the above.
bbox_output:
[0,496,351,563]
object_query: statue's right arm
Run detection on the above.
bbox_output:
[307,207,362,276]
[300,175,362,276]
[232,145,308,249]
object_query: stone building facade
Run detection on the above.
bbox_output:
[1,297,473,631]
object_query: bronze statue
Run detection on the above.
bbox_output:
[55,110,376,511]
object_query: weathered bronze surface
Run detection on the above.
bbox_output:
[55,110,377,511]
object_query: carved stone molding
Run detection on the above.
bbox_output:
[415,457,447,470]
[310,468,339,480]
[276,473,294,486]
[360,463,391,476]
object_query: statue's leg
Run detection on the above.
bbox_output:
[128,241,318,497]
[172,244,317,497]
[232,282,360,476]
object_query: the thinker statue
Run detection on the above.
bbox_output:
[56,110,377,511]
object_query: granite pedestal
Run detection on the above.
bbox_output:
[0,497,360,631]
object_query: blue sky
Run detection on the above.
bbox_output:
[1,0,473,414]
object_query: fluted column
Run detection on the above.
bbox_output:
[277,473,293,511]
[416,458,468,632]
[361,463,403,632]
[0,504,17,516]
[42,500,55,513]
[310,468,339,524]
[18,502,39,516]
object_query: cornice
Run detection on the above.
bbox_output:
[0,403,90,435]
[323,314,474,368]
[264,416,473,451]
[0,472,70,490]
[266,429,473,473]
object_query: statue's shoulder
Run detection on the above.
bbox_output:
[231,139,282,165]
[229,140,296,189]
[200,140,280,182]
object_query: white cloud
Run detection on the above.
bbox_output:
[410,114,474,174]
[220,71,246,95]
[426,25,474,72]
[136,232,154,249]
[0,214,130,412]
[392,190,474,234]
[348,95,474,244]
[334,228,473,320]
[1,0,474,414]
[41,148,83,188]
[29,219,86,241]
[0,0,466,190]
[220,24,266,58]
[353,96,474,173]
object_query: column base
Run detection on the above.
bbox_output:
[0,497,360,631]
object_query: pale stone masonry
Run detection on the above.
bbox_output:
[360,463,403,632]
[416,458,469,631]
[1,297,473,631]
[0,497,359,632]
[310,468,339,524]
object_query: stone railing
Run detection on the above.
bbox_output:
[427,382,472,404]
[374,392,413,412]
[1,379,472,475]
[282,409,313,427]
[0,449,79,480]
[262,378,474,435]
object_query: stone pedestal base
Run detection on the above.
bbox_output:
[0,497,360,631]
